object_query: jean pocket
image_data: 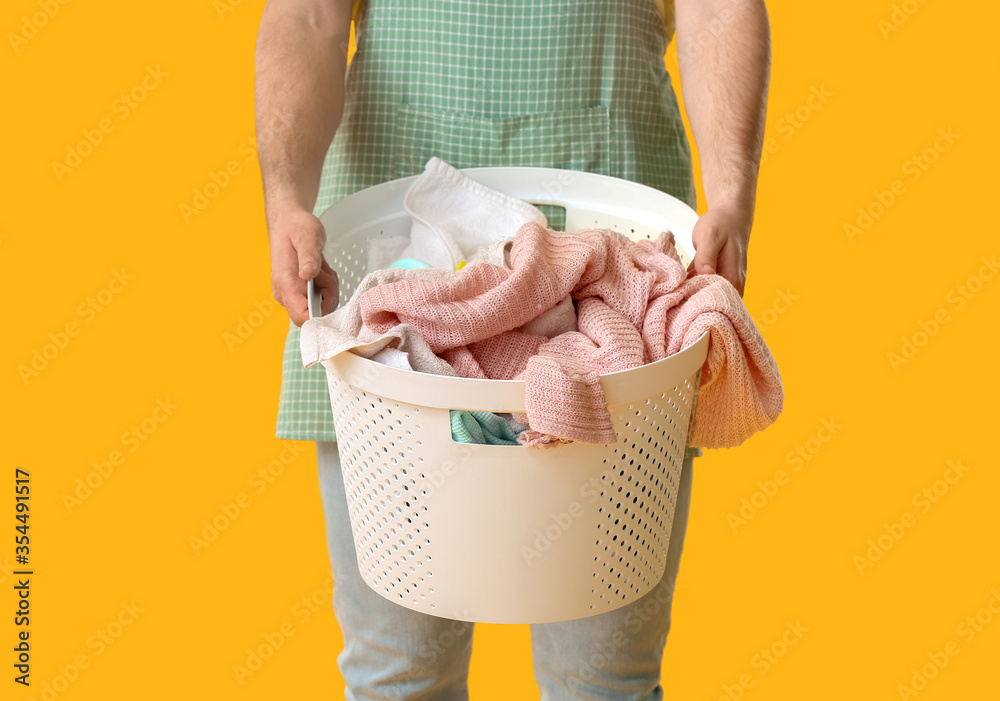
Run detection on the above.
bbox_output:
[390,103,612,179]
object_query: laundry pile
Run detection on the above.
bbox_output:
[301,157,784,449]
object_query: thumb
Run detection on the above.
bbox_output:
[691,221,722,276]
[297,234,323,281]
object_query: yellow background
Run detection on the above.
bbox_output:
[3,1,998,699]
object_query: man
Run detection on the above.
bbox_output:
[255,0,769,697]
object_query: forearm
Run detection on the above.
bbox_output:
[676,0,770,215]
[254,0,351,219]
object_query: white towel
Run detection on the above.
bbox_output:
[313,158,575,369]
[399,156,548,269]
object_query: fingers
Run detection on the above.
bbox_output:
[692,247,719,276]
[687,210,750,296]
[716,241,747,297]
[286,283,310,327]
[690,216,723,276]
[270,234,299,310]
[275,252,309,326]
[321,273,339,316]
[269,209,329,327]
[296,216,327,281]
[316,259,339,316]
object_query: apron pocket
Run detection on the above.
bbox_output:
[390,103,612,180]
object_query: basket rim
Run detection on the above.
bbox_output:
[320,329,709,413]
[314,165,709,412]
[318,164,701,263]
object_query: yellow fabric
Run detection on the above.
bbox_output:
[351,0,675,44]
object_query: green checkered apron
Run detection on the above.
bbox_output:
[275,0,696,442]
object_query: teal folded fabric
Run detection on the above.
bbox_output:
[387,257,433,270]
[450,410,526,446]
[386,258,525,446]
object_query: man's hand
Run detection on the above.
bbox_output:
[676,0,770,300]
[268,204,338,326]
[687,205,752,297]
[255,0,352,326]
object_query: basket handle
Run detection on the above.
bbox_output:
[307,278,323,320]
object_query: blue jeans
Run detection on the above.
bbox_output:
[316,441,694,700]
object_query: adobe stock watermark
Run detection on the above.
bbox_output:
[0,557,18,585]
[330,370,482,514]
[887,254,997,372]
[62,398,179,514]
[20,600,144,700]
[381,618,473,697]
[896,587,999,699]
[519,460,632,566]
[18,269,135,386]
[853,459,971,575]
[189,442,309,555]
[715,620,809,701]
[52,64,170,182]
[214,0,244,20]
[51,64,168,182]
[843,127,959,243]
[417,619,471,669]
[760,86,833,167]
[564,580,682,695]
[7,0,71,53]
[178,133,264,224]
[521,503,587,566]
[675,6,739,64]
[727,417,844,533]
[223,298,277,352]
[878,0,932,40]
[232,572,334,685]
[752,288,798,333]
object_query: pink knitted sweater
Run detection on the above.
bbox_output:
[360,222,784,448]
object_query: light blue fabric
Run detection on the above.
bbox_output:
[386,258,433,270]
[302,0,702,697]
[316,441,694,700]
[449,410,527,445]
[274,0,696,443]
[383,257,526,446]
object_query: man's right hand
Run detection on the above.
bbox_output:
[267,204,339,327]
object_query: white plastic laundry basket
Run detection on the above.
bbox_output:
[308,167,710,624]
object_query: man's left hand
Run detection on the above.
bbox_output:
[686,206,752,297]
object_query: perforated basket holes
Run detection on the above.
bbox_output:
[589,380,697,609]
[326,234,370,308]
[580,215,649,244]
[328,379,437,608]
